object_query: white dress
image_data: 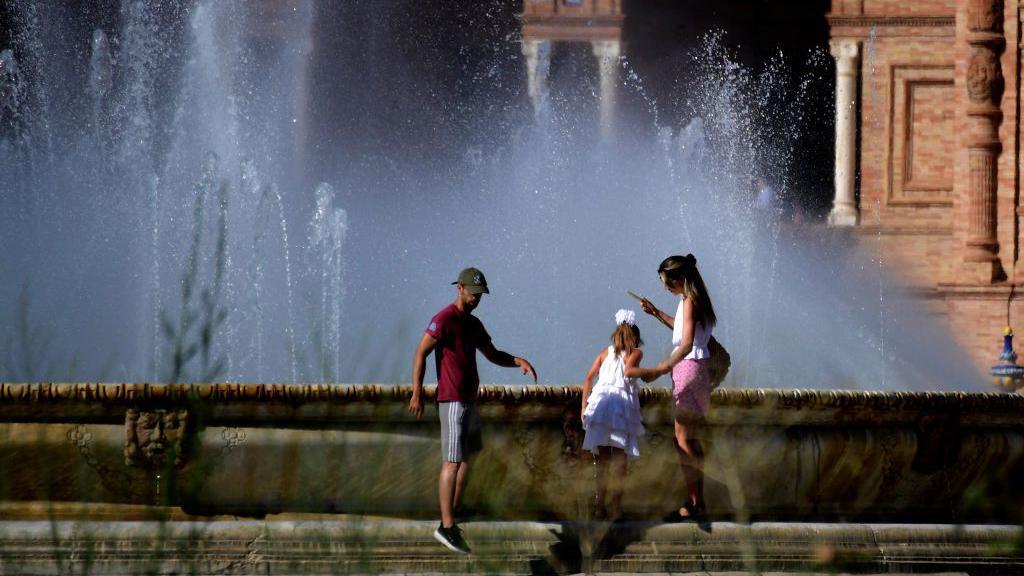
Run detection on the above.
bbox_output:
[582,346,645,459]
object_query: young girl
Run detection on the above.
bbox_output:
[640,254,717,519]
[581,309,656,521]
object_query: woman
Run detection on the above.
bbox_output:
[639,254,717,518]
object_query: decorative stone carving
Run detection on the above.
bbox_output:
[967,0,1003,32]
[124,408,189,469]
[967,49,1003,103]
[960,0,1006,280]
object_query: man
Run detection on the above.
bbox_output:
[409,267,537,555]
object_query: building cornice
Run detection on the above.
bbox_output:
[828,15,955,28]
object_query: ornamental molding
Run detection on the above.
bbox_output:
[827,16,955,28]
[0,382,1019,412]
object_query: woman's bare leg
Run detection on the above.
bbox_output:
[674,418,705,516]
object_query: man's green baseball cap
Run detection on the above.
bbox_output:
[452,267,490,294]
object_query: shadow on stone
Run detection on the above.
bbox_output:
[593,520,654,559]
[538,524,581,574]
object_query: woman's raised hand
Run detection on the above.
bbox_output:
[640,298,659,317]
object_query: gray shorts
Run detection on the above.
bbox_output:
[438,401,482,463]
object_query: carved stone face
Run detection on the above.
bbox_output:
[967,49,1003,104]
[125,408,188,468]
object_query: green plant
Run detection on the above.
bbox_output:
[160,174,229,384]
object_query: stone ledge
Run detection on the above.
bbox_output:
[0,520,1018,575]
[588,522,1021,574]
[0,520,567,575]
[1,384,1021,427]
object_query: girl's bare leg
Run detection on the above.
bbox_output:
[608,448,627,521]
[594,447,610,520]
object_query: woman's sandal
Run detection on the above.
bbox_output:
[679,501,706,519]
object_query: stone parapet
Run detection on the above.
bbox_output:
[0,384,1022,524]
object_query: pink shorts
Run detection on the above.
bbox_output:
[672,359,711,416]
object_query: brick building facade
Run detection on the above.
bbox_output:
[829,0,1024,381]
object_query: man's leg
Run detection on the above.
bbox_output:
[453,457,470,513]
[438,400,466,528]
[453,402,482,517]
[434,402,472,554]
[439,460,461,528]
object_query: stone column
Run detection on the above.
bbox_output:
[522,39,550,113]
[961,0,1006,282]
[828,39,860,227]
[592,40,621,139]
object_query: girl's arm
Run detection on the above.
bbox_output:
[622,348,647,379]
[640,298,674,330]
[627,348,664,383]
[655,298,696,373]
[581,349,607,420]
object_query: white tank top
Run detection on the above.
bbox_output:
[672,297,712,360]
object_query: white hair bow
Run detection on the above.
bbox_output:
[615,309,636,327]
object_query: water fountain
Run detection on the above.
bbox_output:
[0,1,1021,573]
[0,1,987,391]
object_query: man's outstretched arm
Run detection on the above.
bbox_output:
[409,333,438,417]
[479,339,537,383]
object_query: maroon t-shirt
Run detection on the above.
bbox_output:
[426,304,492,402]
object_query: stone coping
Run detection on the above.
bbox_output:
[2,383,1015,406]
[0,383,1021,426]
[0,519,1019,575]
[0,518,1018,541]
